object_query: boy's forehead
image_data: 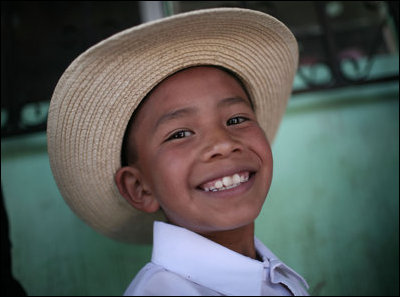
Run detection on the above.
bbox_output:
[138,66,251,114]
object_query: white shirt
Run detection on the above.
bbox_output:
[124,221,309,296]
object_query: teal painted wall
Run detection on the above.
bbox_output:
[256,82,399,296]
[2,73,399,295]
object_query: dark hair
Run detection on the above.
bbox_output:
[120,65,253,167]
[120,93,148,166]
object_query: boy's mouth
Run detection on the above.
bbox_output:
[197,171,254,192]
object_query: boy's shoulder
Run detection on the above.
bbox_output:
[123,262,220,296]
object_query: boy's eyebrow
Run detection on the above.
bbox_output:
[154,107,197,130]
[154,96,251,130]
[217,96,252,109]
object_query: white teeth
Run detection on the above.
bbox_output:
[233,174,241,184]
[222,176,233,187]
[240,175,249,183]
[203,172,250,192]
[215,180,223,189]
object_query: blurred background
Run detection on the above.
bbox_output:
[1,1,398,295]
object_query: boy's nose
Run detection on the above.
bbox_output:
[201,127,243,161]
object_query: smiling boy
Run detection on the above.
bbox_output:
[115,66,272,250]
[48,7,309,296]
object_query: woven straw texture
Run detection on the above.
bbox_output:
[47,8,298,243]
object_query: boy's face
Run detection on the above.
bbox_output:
[127,66,273,234]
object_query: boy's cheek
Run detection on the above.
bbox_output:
[151,149,192,186]
[243,126,271,154]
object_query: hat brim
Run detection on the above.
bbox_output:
[47,7,298,243]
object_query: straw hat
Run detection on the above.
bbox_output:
[47,7,298,244]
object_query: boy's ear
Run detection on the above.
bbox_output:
[115,166,160,213]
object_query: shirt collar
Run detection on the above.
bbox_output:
[151,221,309,296]
[254,238,310,294]
[151,221,264,296]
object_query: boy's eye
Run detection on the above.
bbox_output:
[166,130,193,141]
[227,116,248,126]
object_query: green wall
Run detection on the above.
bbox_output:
[257,82,399,296]
[2,76,399,295]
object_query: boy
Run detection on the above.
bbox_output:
[47,7,309,296]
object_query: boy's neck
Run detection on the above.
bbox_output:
[199,222,257,260]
